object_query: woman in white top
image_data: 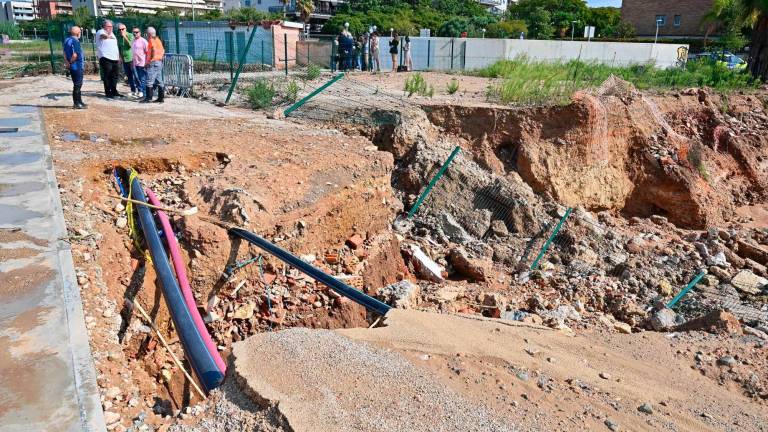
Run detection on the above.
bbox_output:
[404,36,412,71]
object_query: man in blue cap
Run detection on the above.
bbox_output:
[63,25,87,109]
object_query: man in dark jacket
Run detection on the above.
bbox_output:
[63,26,86,109]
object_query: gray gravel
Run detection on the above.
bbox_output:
[232,328,516,432]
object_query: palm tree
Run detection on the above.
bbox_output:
[705,0,768,80]
[742,0,768,79]
[296,0,315,35]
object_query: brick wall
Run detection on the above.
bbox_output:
[621,0,716,37]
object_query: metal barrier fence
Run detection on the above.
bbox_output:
[163,53,194,97]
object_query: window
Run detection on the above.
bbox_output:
[258,0,261,4]
[674,15,681,27]
[244,0,250,5]
[655,15,666,26]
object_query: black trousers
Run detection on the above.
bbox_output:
[99,57,119,97]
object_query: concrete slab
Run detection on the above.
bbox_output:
[0,105,105,432]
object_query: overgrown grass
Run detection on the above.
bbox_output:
[304,63,321,81]
[474,56,758,106]
[285,80,299,104]
[404,72,434,97]
[245,79,276,109]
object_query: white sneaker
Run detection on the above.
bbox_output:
[137,92,143,98]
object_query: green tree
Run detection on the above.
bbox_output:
[703,0,767,79]
[486,20,527,38]
[526,6,554,39]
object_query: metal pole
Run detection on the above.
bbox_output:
[47,21,56,74]
[225,25,258,104]
[571,22,575,41]
[212,39,219,71]
[174,17,180,53]
[427,39,430,69]
[261,39,265,71]
[284,73,344,116]
[530,208,573,270]
[283,32,288,76]
[330,40,336,72]
[229,228,391,316]
[667,270,706,308]
[407,146,461,219]
[450,38,454,70]
[229,33,234,80]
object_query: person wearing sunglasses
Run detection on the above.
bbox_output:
[117,23,139,97]
[95,20,121,99]
[131,28,148,100]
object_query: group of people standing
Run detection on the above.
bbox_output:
[335,24,412,73]
[62,20,167,109]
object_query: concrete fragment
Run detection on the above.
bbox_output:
[649,308,677,331]
[730,270,767,295]
[377,280,421,309]
[405,244,444,282]
[744,325,768,340]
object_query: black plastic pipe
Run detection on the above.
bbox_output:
[130,175,224,392]
[229,228,392,316]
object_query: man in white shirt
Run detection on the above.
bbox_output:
[95,20,122,98]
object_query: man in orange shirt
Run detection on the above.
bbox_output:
[140,26,165,104]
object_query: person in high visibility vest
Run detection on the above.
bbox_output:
[141,27,165,104]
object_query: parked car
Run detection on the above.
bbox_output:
[691,51,748,71]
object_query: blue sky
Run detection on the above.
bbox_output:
[586,0,622,7]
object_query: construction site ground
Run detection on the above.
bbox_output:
[1,73,767,432]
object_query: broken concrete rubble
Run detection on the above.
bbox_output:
[675,310,743,335]
[731,270,768,295]
[377,280,420,309]
[402,244,445,282]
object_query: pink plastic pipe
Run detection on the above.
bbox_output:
[145,187,227,373]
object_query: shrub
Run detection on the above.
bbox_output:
[285,80,299,103]
[304,63,321,81]
[0,22,21,40]
[404,72,434,97]
[446,78,460,95]
[246,79,276,109]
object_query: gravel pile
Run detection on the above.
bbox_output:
[232,328,516,432]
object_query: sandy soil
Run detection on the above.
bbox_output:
[2,72,766,432]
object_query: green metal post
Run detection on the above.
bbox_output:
[407,146,461,219]
[225,26,258,105]
[174,17,180,53]
[228,33,234,80]
[450,38,454,70]
[530,207,573,270]
[284,73,344,116]
[284,32,288,76]
[667,270,706,308]
[331,41,336,72]
[212,39,219,71]
[427,39,431,69]
[47,22,56,74]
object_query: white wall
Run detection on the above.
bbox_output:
[372,36,688,71]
